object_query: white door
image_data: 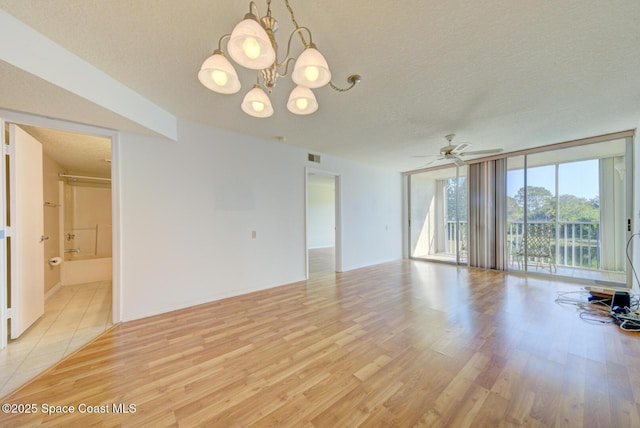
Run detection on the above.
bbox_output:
[9,124,44,338]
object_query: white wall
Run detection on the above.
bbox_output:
[42,152,64,294]
[65,183,112,259]
[310,155,403,272]
[409,173,437,258]
[307,182,335,249]
[634,125,640,293]
[119,119,402,321]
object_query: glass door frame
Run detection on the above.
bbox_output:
[505,134,633,285]
[406,164,468,266]
[405,130,634,285]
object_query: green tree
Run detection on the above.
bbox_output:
[559,194,599,222]
[514,186,555,221]
[510,187,599,223]
[507,196,523,222]
[446,177,467,221]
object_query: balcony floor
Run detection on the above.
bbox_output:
[508,262,626,285]
[412,253,626,285]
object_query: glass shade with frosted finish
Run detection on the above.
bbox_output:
[228,15,276,70]
[241,85,274,118]
[198,52,241,94]
[287,85,318,115]
[292,46,331,88]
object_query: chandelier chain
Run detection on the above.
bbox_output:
[284,0,308,46]
[329,82,351,92]
[329,75,362,92]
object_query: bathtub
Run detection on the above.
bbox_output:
[61,257,112,286]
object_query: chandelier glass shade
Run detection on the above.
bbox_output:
[198,0,360,118]
[291,46,331,88]
[242,84,274,118]
[227,13,276,70]
[198,50,241,94]
[287,85,318,115]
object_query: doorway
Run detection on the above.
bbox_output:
[306,169,341,278]
[505,137,632,285]
[407,164,469,265]
[0,115,118,396]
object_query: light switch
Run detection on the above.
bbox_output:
[252,230,257,239]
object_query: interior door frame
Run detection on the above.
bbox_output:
[0,119,7,349]
[305,167,342,278]
[0,110,122,350]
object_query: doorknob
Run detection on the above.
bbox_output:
[40,235,49,243]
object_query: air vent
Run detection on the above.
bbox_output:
[308,153,321,163]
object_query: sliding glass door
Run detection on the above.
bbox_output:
[506,137,630,284]
[408,165,468,264]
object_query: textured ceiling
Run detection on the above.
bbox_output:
[19,125,111,178]
[0,0,639,172]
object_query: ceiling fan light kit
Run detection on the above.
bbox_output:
[198,0,361,118]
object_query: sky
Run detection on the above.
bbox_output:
[506,159,599,199]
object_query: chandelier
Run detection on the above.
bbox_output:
[198,0,361,118]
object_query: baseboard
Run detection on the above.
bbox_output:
[45,282,62,300]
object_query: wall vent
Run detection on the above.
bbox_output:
[308,153,321,163]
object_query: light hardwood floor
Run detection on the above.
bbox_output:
[1,260,639,426]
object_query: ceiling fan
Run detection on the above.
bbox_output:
[414,134,503,168]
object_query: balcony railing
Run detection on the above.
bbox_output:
[507,221,600,270]
[446,220,601,270]
[445,221,467,255]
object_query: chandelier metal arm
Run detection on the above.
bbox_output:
[275,26,313,70]
[248,1,261,18]
[274,57,296,80]
[329,74,362,92]
[215,33,231,51]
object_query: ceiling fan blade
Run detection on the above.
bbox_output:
[452,143,471,153]
[416,155,446,168]
[460,148,503,155]
[411,154,439,158]
[452,156,466,167]
[416,159,438,168]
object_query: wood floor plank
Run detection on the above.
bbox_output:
[1,260,639,426]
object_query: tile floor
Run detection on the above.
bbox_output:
[0,281,112,397]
